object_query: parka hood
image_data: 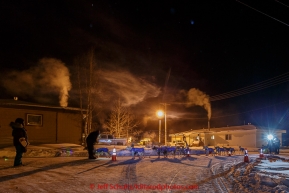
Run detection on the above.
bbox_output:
[10,122,23,129]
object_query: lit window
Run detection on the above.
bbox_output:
[26,114,43,126]
[225,134,232,140]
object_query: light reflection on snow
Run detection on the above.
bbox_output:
[255,159,289,175]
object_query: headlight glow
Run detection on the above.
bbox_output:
[267,134,273,140]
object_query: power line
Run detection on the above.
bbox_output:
[236,0,289,27]
[178,98,289,120]
[210,72,289,101]
[211,99,289,119]
[171,72,289,120]
[275,0,289,8]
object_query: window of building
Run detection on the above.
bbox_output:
[26,114,43,126]
[211,135,215,139]
[225,134,232,140]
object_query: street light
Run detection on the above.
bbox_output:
[156,110,164,144]
[160,103,169,145]
[267,134,273,140]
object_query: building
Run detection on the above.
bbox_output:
[0,99,84,146]
[169,124,286,148]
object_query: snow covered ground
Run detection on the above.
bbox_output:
[1,145,289,192]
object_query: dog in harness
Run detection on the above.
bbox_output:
[152,146,176,158]
[204,146,215,156]
[215,146,226,155]
[152,146,163,158]
[127,147,145,159]
[239,146,245,154]
[94,147,111,158]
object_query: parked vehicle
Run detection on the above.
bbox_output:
[169,140,185,147]
[139,138,151,146]
[97,133,127,146]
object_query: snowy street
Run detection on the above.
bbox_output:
[1,144,289,192]
[0,154,244,193]
[0,154,255,193]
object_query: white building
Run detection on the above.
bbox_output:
[169,124,286,148]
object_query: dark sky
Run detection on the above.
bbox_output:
[1,0,289,132]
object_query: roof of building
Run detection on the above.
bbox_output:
[0,99,84,112]
[169,124,286,136]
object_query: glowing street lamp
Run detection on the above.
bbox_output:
[156,110,164,144]
[267,134,273,140]
[157,110,164,118]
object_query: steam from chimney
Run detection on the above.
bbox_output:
[37,58,71,107]
[2,58,72,107]
[98,70,160,106]
[186,88,211,120]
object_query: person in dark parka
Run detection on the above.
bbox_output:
[86,130,99,159]
[274,138,280,154]
[10,118,28,167]
[268,140,273,154]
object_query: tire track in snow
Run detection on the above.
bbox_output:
[197,158,244,193]
[119,161,138,193]
[167,156,213,193]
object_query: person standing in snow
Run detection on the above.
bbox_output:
[86,130,99,159]
[10,118,28,167]
[268,140,274,154]
[183,135,186,142]
[274,138,280,154]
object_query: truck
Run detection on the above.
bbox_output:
[139,138,151,146]
[97,133,127,146]
[138,138,153,147]
[169,140,187,147]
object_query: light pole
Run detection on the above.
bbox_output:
[156,110,164,144]
[164,104,167,145]
[160,103,169,145]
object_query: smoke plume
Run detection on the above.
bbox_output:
[98,70,160,106]
[2,58,71,107]
[185,88,211,120]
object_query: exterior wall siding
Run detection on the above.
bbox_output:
[26,110,57,144]
[0,107,57,144]
[57,112,82,144]
[213,130,256,147]
[256,131,267,147]
[0,106,83,146]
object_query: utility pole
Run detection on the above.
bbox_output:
[160,103,170,145]
[159,119,161,144]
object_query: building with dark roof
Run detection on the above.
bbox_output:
[0,99,85,146]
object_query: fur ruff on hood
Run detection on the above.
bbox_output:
[10,122,23,129]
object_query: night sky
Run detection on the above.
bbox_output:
[1,0,289,133]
